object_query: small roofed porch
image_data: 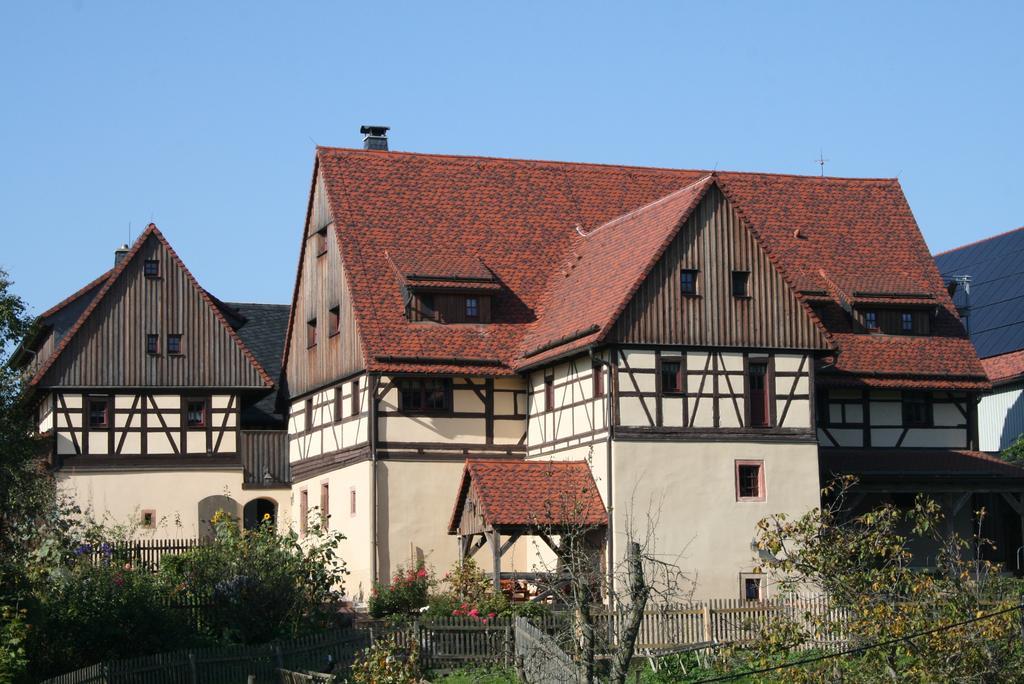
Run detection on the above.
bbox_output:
[449,459,608,601]
[821,448,1024,573]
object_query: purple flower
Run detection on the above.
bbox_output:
[100,542,112,556]
[73,543,93,556]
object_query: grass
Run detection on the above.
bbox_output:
[431,665,518,683]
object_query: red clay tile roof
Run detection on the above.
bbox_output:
[982,348,1024,385]
[312,148,985,388]
[448,459,607,534]
[821,448,1024,479]
[29,224,275,389]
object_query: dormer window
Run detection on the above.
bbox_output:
[864,311,878,331]
[465,297,479,319]
[901,312,913,333]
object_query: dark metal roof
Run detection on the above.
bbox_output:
[935,226,1024,359]
[821,448,1024,481]
[225,302,291,428]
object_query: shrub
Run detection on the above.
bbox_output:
[350,635,420,684]
[368,564,430,618]
[25,555,189,678]
[161,510,348,644]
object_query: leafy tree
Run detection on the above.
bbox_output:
[161,510,349,643]
[743,477,1024,682]
[0,269,57,682]
[1001,433,1024,466]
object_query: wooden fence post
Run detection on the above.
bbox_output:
[702,604,712,643]
[188,651,198,684]
[274,643,285,669]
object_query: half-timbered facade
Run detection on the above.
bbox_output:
[25,132,1014,605]
[18,225,290,538]
[279,136,1006,602]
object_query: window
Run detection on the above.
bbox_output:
[420,294,436,320]
[823,390,864,426]
[593,363,605,398]
[305,398,313,430]
[544,375,555,412]
[144,260,159,278]
[742,575,765,601]
[901,312,913,333]
[186,399,207,428]
[307,319,317,348]
[864,311,878,330]
[747,360,770,427]
[661,359,683,394]
[328,307,340,337]
[316,228,328,256]
[680,269,698,295]
[351,380,360,415]
[167,334,182,355]
[140,510,156,529]
[88,398,109,428]
[732,271,750,298]
[465,297,479,319]
[902,392,932,427]
[350,487,357,516]
[299,489,308,537]
[320,482,330,529]
[334,387,343,422]
[736,461,765,501]
[398,378,451,413]
[146,334,159,355]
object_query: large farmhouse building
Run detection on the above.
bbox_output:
[19,130,1024,602]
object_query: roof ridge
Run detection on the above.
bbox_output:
[578,175,713,238]
[934,225,1024,257]
[317,146,897,182]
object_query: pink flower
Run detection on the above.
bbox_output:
[488,612,497,618]
[468,608,479,617]
[416,568,427,578]
[452,609,461,616]
[481,618,488,624]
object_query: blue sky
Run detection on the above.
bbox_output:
[1,1,1021,314]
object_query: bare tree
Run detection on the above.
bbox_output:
[526,463,693,684]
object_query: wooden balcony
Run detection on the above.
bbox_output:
[240,430,290,488]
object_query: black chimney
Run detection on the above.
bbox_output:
[360,125,390,151]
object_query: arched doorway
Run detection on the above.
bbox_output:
[198,494,239,540]
[243,498,277,530]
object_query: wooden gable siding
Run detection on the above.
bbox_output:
[610,185,828,350]
[40,235,266,388]
[285,170,365,397]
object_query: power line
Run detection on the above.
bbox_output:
[693,602,1024,683]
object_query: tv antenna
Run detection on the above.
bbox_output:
[814,149,828,177]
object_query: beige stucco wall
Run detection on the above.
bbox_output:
[377,459,528,590]
[610,439,820,600]
[292,460,374,603]
[57,468,287,538]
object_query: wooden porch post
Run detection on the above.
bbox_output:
[487,529,501,590]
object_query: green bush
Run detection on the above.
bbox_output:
[350,635,420,684]
[368,564,431,618]
[161,510,348,644]
[25,554,189,679]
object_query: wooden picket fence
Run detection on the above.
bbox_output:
[514,616,576,684]
[86,538,207,572]
[40,628,369,684]
[44,597,851,683]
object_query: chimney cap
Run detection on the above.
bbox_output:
[360,125,390,136]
